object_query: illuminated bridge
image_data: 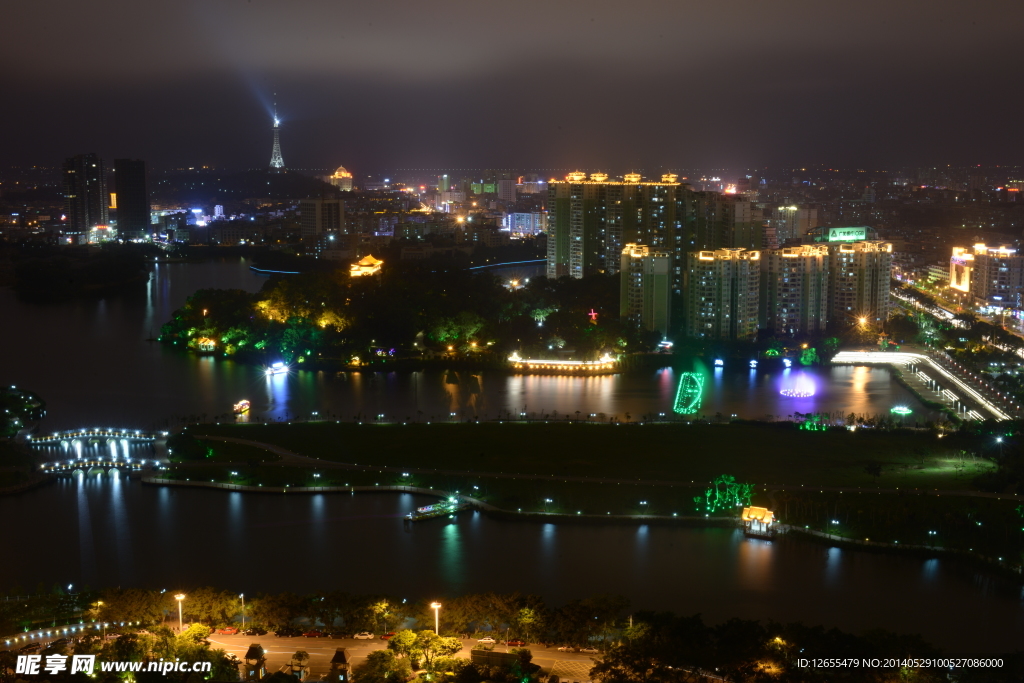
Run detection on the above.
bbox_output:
[28,428,165,446]
[40,459,157,475]
[831,351,1016,421]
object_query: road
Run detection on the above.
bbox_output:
[206,632,602,681]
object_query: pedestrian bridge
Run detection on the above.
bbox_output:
[832,350,1014,420]
[41,459,157,475]
[28,428,165,447]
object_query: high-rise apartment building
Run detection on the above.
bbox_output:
[827,241,893,326]
[760,244,830,336]
[684,248,761,340]
[770,206,818,242]
[683,192,762,252]
[62,153,109,244]
[949,244,1024,308]
[619,244,672,337]
[298,198,345,242]
[546,171,685,283]
[113,159,150,240]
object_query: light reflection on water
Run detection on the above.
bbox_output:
[1,479,1022,653]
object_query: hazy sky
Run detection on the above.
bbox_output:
[5,0,1023,173]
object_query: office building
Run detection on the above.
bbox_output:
[113,159,150,240]
[950,244,1024,308]
[62,153,109,244]
[298,198,345,242]
[502,212,547,236]
[827,241,893,326]
[498,178,516,203]
[760,244,830,336]
[684,248,761,340]
[620,244,672,337]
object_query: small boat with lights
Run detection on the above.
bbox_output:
[265,362,289,376]
[233,400,251,414]
[408,497,469,522]
[508,352,618,375]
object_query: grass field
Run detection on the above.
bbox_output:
[189,421,994,490]
[199,439,282,463]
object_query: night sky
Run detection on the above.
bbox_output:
[5,0,1023,172]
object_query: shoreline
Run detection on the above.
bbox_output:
[140,476,1024,583]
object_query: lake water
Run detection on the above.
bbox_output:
[0,474,1020,654]
[1,258,1015,654]
[0,258,935,430]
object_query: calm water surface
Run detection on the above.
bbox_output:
[0,258,935,429]
[0,475,1020,653]
[0,260,1015,653]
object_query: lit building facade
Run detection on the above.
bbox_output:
[951,244,1024,308]
[62,153,108,244]
[502,212,547,236]
[827,241,893,326]
[684,248,761,340]
[329,166,354,191]
[620,244,672,337]
[760,244,830,336]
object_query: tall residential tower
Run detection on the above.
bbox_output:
[62,153,108,245]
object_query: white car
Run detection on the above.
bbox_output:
[353,632,374,640]
[477,636,496,644]
[580,646,599,654]
[557,645,576,652]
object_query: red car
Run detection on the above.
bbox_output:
[380,632,397,640]
[216,627,239,635]
[505,639,527,646]
[303,630,324,638]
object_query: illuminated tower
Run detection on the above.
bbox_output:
[269,95,285,172]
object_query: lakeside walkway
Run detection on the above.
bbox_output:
[196,434,1023,501]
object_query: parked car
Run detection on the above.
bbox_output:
[505,639,527,647]
[303,630,324,638]
[329,631,347,639]
[477,636,496,644]
[216,627,239,635]
[274,627,301,637]
[556,645,576,652]
[579,646,599,654]
[243,628,267,636]
[380,632,397,640]
[353,632,374,640]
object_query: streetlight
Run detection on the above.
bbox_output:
[175,594,185,632]
[240,594,245,631]
[430,602,442,635]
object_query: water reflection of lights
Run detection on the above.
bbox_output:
[737,532,774,590]
[780,372,817,398]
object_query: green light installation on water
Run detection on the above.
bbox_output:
[673,372,704,415]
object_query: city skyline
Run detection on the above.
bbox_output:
[4,0,1023,171]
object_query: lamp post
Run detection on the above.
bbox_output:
[175,594,185,632]
[240,594,245,631]
[430,602,441,635]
